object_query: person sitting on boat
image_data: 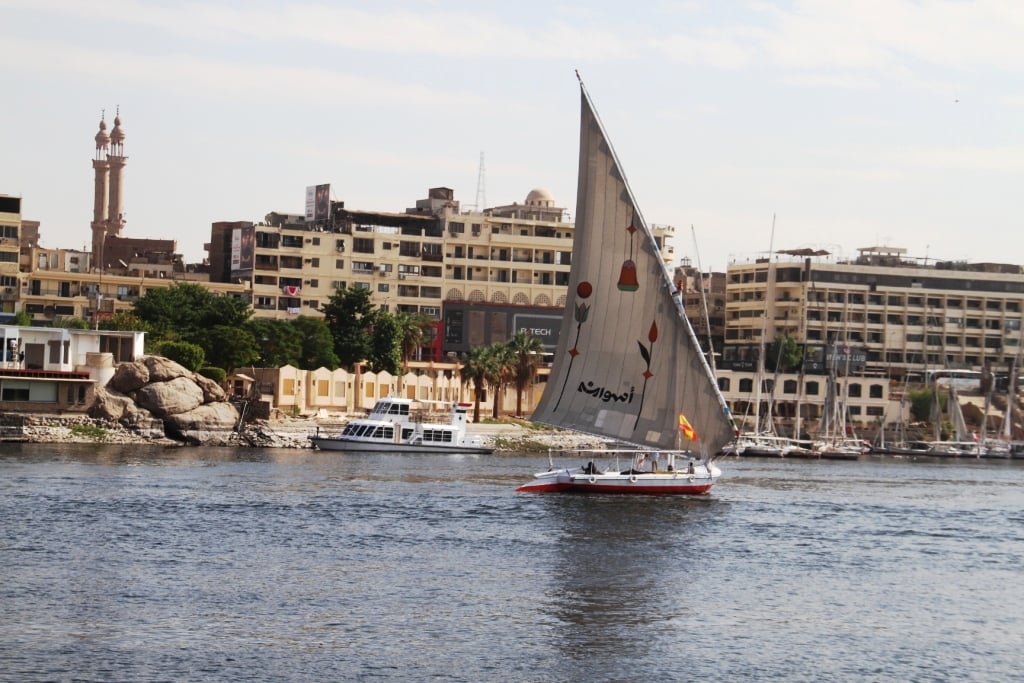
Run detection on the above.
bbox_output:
[634,452,647,473]
[582,461,602,475]
[686,460,695,474]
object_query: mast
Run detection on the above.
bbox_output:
[752,215,776,435]
[691,225,717,375]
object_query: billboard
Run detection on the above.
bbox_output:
[230,226,254,277]
[306,183,331,221]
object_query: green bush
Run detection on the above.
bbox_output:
[153,341,206,371]
[198,366,227,383]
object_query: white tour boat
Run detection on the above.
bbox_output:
[310,397,493,454]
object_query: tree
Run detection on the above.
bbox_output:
[367,310,402,374]
[290,316,339,370]
[483,343,514,419]
[909,387,942,423]
[53,317,90,329]
[321,286,376,369]
[395,311,435,364]
[459,345,495,423]
[765,335,803,373]
[99,311,151,333]
[11,310,31,326]
[133,282,251,343]
[508,331,545,417]
[198,325,259,373]
[246,318,302,368]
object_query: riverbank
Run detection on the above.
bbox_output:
[3,412,605,452]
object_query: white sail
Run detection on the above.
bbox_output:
[530,82,736,455]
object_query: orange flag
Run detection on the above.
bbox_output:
[678,413,697,441]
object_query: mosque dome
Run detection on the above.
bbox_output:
[525,187,555,207]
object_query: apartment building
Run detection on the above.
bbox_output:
[717,246,1024,432]
[0,195,21,319]
[209,186,678,359]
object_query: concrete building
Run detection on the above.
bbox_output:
[0,323,144,412]
[208,186,677,360]
[717,246,1024,433]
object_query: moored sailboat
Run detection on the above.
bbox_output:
[516,76,737,495]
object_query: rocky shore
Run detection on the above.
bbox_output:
[1,354,602,452]
[8,412,604,452]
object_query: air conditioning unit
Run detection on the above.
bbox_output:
[398,274,406,280]
[303,280,311,285]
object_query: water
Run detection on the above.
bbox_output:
[1,443,1022,682]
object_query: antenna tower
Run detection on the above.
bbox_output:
[474,152,486,212]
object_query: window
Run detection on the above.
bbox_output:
[869,384,884,398]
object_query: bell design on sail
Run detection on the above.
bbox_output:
[617,222,640,291]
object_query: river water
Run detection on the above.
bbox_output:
[1,443,1022,682]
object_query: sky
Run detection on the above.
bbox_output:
[2,0,1023,272]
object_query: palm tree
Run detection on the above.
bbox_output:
[395,312,435,365]
[459,345,494,423]
[484,343,515,419]
[508,331,545,417]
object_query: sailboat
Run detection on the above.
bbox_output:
[516,77,738,495]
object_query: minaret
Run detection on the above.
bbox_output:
[106,107,127,241]
[90,112,110,263]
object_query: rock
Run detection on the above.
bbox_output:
[88,387,136,421]
[143,356,192,383]
[107,361,150,394]
[195,373,227,403]
[135,376,205,418]
[164,403,240,445]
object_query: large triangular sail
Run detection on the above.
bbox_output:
[530,82,736,455]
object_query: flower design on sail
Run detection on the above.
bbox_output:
[554,281,593,411]
[617,222,640,292]
[633,321,658,429]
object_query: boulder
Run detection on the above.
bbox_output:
[107,361,150,394]
[164,403,240,445]
[143,356,192,383]
[88,386,137,421]
[135,376,205,418]
[195,373,227,403]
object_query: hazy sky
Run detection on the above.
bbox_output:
[2,0,1022,271]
